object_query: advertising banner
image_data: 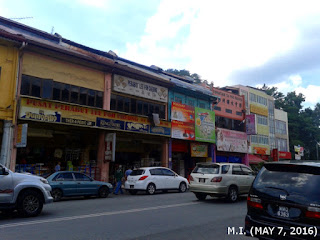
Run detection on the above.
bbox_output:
[216,128,247,153]
[246,114,257,135]
[171,120,195,140]
[19,98,171,137]
[195,107,215,143]
[16,123,28,148]
[250,104,268,116]
[113,74,168,103]
[171,102,195,123]
[171,102,195,140]
[279,151,292,159]
[253,146,268,155]
[190,142,208,157]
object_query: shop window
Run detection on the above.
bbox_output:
[42,79,53,99]
[116,95,124,111]
[174,96,183,103]
[154,105,160,114]
[88,89,95,107]
[131,98,136,114]
[226,109,232,114]
[149,104,154,114]
[79,87,88,105]
[31,77,41,98]
[53,82,62,100]
[62,84,70,102]
[199,102,206,109]
[124,97,130,113]
[137,100,143,115]
[21,75,31,95]
[236,111,242,116]
[70,85,79,104]
[159,105,165,119]
[143,102,149,115]
[96,91,103,108]
[110,94,116,110]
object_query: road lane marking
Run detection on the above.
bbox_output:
[0,202,199,229]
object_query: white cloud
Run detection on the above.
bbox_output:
[123,0,320,91]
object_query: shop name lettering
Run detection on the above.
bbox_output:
[25,112,57,122]
[128,80,158,93]
[99,120,122,129]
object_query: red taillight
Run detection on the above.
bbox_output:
[211,177,222,182]
[247,196,263,209]
[306,207,320,219]
[189,175,194,182]
[138,176,148,181]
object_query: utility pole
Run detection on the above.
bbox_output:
[317,142,319,161]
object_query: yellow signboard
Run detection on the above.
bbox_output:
[250,104,268,116]
[19,98,171,137]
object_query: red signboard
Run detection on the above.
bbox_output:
[279,151,292,159]
[171,102,195,140]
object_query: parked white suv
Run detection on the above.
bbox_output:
[125,167,189,195]
[0,163,53,217]
[189,162,255,202]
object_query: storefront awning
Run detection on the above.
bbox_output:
[248,154,265,164]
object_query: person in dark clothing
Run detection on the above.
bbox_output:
[114,165,124,195]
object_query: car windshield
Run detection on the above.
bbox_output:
[253,164,320,204]
[193,164,220,174]
[130,169,145,176]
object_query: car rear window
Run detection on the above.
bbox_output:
[130,169,145,176]
[253,164,320,203]
[193,164,220,174]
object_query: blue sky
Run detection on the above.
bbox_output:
[1,0,320,109]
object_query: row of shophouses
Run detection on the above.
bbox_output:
[0,16,290,182]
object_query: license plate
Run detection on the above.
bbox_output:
[199,178,205,183]
[130,185,134,189]
[277,206,289,218]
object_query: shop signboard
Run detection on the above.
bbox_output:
[105,133,116,162]
[171,102,195,123]
[246,114,257,135]
[216,128,247,153]
[113,74,168,103]
[171,120,195,140]
[195,107,215,143]
[171,102,195,140]
[19,98,171,137]
[250,104,268,117]
[190,142,208,157]
[16,123,28,148]
[253,146,268,155]
[279,151,292,159]
[294,145,304,159]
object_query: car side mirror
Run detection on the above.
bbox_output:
[2,168,9,175]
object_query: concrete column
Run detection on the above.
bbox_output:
[244,153,249,166]
[0,120,13,168]
[213,144,216,163]
[97,72,112,181]
[168,138,172,169]
[161,138,169,168]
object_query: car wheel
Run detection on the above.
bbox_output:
[128,190,137,195]
[146,183,156,195]
[195,193,207,201]
[179,182,187,193]
[51,188,63,202]
[98,186,109,198]
[17,190,43,217]
[227,186,238,203]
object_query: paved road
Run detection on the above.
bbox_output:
[0,191,254,240]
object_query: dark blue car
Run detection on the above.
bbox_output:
[47,171,113,201]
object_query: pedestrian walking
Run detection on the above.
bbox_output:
[125,166,133,180]
[114,165,124,195]
[55,161,61,172]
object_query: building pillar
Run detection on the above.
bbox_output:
[162,138,169,168]
[244,153,249,166]
[97,72,112,182]
[210,143,216,163]
[0,120,13,168]
[168,138,172,169]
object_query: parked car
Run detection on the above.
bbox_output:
[47,171,113,201]
[189,162,255,202]
[0,163,53,217]
[245,161,320,239]
[124,167,189,195]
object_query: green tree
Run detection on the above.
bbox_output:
[165,69,203,83]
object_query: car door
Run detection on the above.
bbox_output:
[149,168,164,190]
[161,168,179,189]
[54,172,77,196]
[240,165,255,192]
[74,172,96,195]
[231,165,246,194]
[0,165,14,203]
